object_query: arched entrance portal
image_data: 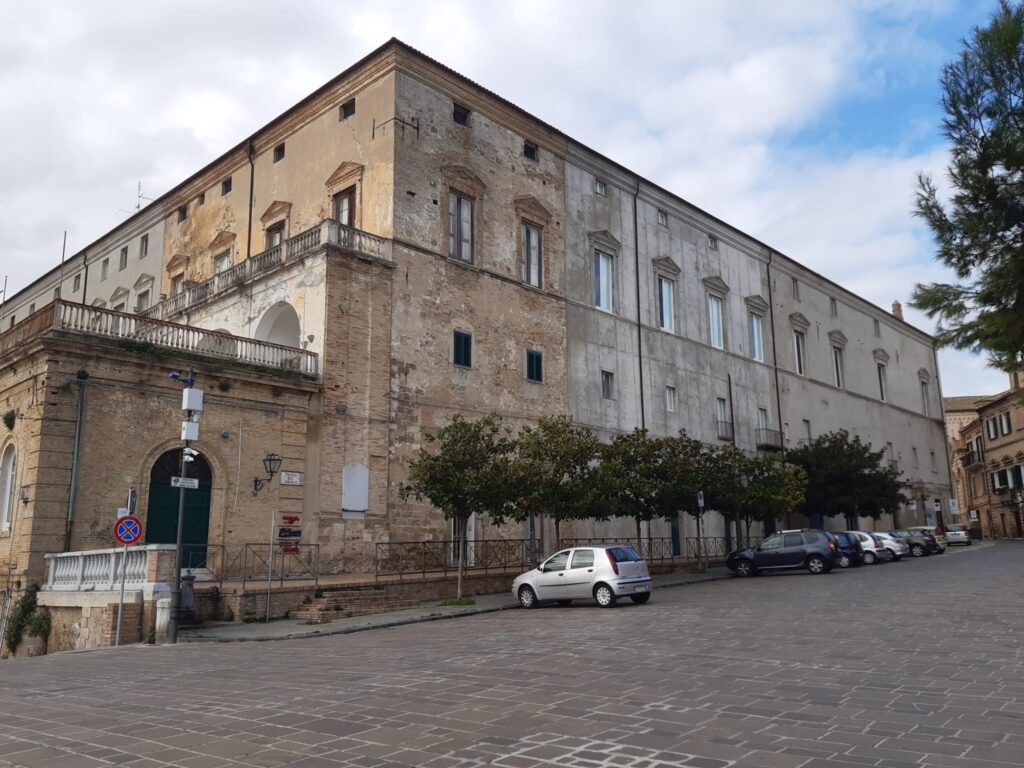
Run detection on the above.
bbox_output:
[254,302,301,348]
[145,449,212,567]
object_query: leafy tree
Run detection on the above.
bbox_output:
[911,1,1024,371]
[786,431,905,529]
[738,455,807,539]
[701,443,748,547]
[654,433,722,565]
[597,429,666,549]
[511,415,605,554]
[400,414,518,597]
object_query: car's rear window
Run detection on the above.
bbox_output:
[607,546,642,562]
[946,524,965,531]
[800,533,818,545]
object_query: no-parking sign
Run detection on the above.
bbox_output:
[114,516,143,545]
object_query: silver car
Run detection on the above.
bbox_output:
[512,546,652,608]
[944,523,972,546]
[852,531,892,564]
[875,532,909,561]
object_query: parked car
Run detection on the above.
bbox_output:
[850,531,891,564]
[512,546,652,609]
[831,531,864,568]
[726,530,838,576]
[888,529,940,557]
[874,532,909,561]
[906,525,947,552]
[942,523,972,546]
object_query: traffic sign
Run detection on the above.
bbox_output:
[171,476,199,489]
[697,490,705,508]
[114,516,143,545]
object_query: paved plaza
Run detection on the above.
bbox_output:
[1,542,1022,768]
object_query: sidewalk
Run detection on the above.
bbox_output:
[178,566,732,643]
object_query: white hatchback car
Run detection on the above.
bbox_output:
[512,546,652,608]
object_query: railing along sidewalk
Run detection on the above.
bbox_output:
[375,539,532,580]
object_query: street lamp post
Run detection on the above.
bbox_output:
[168,370,202,645]
[253,452,282,622]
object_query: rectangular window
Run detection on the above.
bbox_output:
[28,303,35,314]
[221,177,232,195]
[171,275,184,295]
[829,297,838,318]
[877,363,887,401]
[453,330,472,368]
[340,98,355,120]
[803,419,812,442]
[594,251,613,311]
[214,251,231,274]
[921,381,930,416]
[999,412,1012,435]
[197,191,205,206]
[708,235,718,251]
[601,370,614,399]
[526,349,543,383]
[794,331,806,375]
[873,318,881,337]
[101,258,109,280]
[53,288,60,300]
[266,223,285,249]
[73,274,81,292]
[177,206,187,223]
[595,179,606,196]
[333,187,355,227]
[136,290,150,312]
[448,191,474,262]
[792,277,800,300]
[113,303,125,313]
[453,102,470,125]
[716,397,728,423]
[665,386,677,413]
[657,277,675,332]
[119,247,128,270]
[749,313,764,362]
[273,143,285,162]
[913,447,919,468]
[708,295,724,349]
[758,408,768,431]
[523,222,542,288]
[832,346,844,388]
[657,209,668,227]
[523,140,538,161]
[975,435,985,459]
[139,234,149,259]
[930,450,937,472]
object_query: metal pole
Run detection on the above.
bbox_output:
[266,507,274,622]
[114,544,128,646]
[168,450,188,644]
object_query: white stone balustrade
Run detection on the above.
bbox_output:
[43,545,176,592]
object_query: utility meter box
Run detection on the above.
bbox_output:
[181,420,200,442]
[182,388,204,412]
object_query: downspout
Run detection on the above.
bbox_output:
[81,260,90,307]
[726,372,736,548]
[765,251,788,531]
[632,178,645,430]
[64,371,88,552]
[245,138,256,336]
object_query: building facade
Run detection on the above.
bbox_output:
[1,39,953,596]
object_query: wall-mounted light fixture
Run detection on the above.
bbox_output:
[253,453,282,496]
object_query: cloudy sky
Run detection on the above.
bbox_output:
[1,0,1008,396]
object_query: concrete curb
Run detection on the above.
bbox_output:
[178,570,734,644]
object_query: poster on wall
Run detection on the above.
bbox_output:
[277,513,301,553]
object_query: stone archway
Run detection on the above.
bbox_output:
[254,302,301,348]
[144,448,212,567]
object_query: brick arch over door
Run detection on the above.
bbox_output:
[254,302,301,348]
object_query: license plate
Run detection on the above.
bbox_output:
[634,585,649,593]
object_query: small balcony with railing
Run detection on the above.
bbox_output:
[960,449,985,469]
[0,300,319,377]
[755,428,783,452]
[716,420,735,441]
[141,219,392,322]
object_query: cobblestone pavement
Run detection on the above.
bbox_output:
[1,541,1021,768]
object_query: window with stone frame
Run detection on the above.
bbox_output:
[595,250,614,311]
[448,191,474,263]
[214,251,232,274]
[657,276,675,332]
[522,221,542,288]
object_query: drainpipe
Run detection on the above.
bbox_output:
[632,178,645,430]
[64,370,88,552]
[765,252,788,531]
[246,139,256,261]
[726,372,737,549]
[81,260,90,307]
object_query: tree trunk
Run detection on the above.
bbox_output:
[456,516,466,599]
[695,514,705,569]
[554,517,561,550]
[635,517,642,552]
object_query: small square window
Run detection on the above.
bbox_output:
[453,330,472,368]
[595,179,607,196]
[526,349,543,383]
[273,143,285,163]
[523,140,538,161]
[453,103,470,126]
[708,235,719,250]
[657,210,668,227]
[340,98,355,120]
[177,206,187,223]
[601,370,615,400]
[665,385,676,413]
[221,177,232,195]
[139,234,149,259]
[197,191,205,206]
[73,274,81,292]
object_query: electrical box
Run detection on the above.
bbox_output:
[182,388,204,412]
[181,421,199,442]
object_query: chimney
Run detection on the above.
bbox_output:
[891,300,903,321]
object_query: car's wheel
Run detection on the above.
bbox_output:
[887,549,901,561]
[593,583,617,608]
[630,593,651,604]
[967,539,973,546]
[837,554,851,568]
[557,599,572,606]
[518,586,538,609]
[863,551,877,565]
[910,544,925,557]
[733,558,755,577]
[807,555,829,574]
[936,548,946,555]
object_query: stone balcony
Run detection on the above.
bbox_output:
[141,219,393,322]
[0,300,319,377]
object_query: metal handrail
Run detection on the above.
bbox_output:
[375,539,532,579]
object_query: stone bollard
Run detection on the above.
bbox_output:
[155,598,171,641]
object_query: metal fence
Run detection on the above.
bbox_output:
[182,543,319,587]
[558,537,680,562]
[685,536,760,560]
[375,539,534,579]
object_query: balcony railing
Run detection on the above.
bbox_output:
[755,428,783,451]
[1,301,318,377]
[141,220,393,321]
[961,450,985,469]
[43,545,176,591]
[716,420,735,441]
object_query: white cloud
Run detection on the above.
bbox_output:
[0,0,1006,396]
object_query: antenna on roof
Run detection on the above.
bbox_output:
[118,181,153,215]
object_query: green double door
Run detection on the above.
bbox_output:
[145,449,212,568]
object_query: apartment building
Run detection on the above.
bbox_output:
[0,39,953,587]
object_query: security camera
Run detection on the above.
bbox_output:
[169,371,181,380]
